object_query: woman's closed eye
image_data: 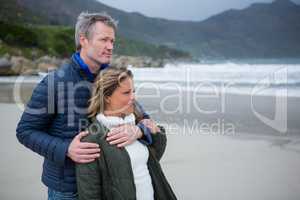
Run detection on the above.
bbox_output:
[123,89,135,95]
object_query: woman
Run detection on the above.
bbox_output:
[76,67,177,200]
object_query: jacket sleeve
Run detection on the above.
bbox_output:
[76,133,103,200]
[135,101,153,145]
[16,73,70,166]
[149,125,167,161]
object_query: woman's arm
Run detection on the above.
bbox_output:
[139,118,167,161]
[76,159,103,200]
[76,133,104,200]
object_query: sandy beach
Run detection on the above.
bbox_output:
[1,84,300,200]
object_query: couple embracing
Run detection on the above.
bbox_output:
[16,12,177,200]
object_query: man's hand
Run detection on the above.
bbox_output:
[106,124,143,148]
[67,131,101,163]
[140,119,160,134]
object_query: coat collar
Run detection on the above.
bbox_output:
[71,52,110,82]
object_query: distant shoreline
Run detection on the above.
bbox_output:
[1,82,299,138]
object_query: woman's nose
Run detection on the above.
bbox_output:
[130,92,135,100]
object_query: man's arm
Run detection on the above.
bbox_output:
[16,74,100,165]
[16,74,70,166]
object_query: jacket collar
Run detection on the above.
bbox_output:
[71,52,110,82]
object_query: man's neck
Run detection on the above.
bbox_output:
[79,52,100,74]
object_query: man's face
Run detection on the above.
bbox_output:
[81,21,115,67]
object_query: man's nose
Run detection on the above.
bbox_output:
[107,41,114,50]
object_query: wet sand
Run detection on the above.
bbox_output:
[1,84,300,199]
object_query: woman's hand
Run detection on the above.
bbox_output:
[140,119,161,134]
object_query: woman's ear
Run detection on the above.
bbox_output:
[104,96,111,104]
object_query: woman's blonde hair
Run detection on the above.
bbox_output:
[88,66,133,119]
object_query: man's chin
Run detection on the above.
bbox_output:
[98,57,111,65]
[101,61,111,65]
[105,55,112,61]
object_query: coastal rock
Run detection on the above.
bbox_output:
[35,56,60,65]
[0,54,167,76]
[0,57,15,76]
[2,53,10,60]
[0,57,11,68]
[37,62,57,72]
[112,55,165,68]
[10,56,37,75]
[35,56,68,72]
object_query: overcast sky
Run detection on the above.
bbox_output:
[97,0,300,21]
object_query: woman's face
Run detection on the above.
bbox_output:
[105,77,135,116]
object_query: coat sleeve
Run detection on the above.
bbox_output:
[135,101,153,145]
[149,125,167,161]
[76,134,103,200]
[16,73,71,166]
[76,159,103,200]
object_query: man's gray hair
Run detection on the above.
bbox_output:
[75,12,118,50]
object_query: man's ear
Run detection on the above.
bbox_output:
[79,34,88,47]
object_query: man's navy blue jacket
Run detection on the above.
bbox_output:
[16,55,152,192]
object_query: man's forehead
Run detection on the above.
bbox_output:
[93,22,115,35]
[93,30,115,36]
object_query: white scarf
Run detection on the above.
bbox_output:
[96,113,136,129]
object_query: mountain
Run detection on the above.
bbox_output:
[1,0,299,58]
[0,0,191,60]
[194,0,300,58]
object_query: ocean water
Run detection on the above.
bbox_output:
[1,59,300,97]
[130,60,300,97]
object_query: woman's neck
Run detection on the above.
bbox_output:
[103,111,128,119]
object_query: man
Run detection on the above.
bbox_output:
[16,12,154,199]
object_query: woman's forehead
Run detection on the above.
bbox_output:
[117,78,134,90]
